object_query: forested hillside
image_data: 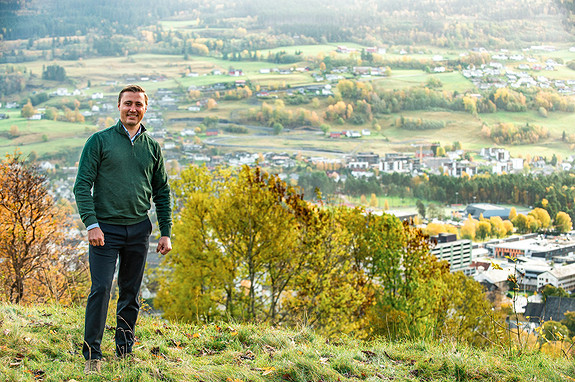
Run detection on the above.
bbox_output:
[1,0,570,49]
[0,0,201,39]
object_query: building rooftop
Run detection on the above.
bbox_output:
[468,203,508,211]
[491,238,548,251]
[474,268,510,284]
[491,237,575,254]
[548,263,575,278]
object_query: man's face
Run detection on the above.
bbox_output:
[118,91,147,129]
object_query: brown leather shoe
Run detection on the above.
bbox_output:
[84,359,101,374]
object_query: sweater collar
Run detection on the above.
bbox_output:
[114,120,147,136]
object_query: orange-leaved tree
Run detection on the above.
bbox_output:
[0,153,88,304]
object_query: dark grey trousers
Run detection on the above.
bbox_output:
[83,218,152,360]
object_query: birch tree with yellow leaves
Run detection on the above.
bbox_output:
[156,165,498,342]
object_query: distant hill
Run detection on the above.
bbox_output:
[1,0,571,49]
[0,0,200,39]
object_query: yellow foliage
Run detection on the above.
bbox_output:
[508,207,517,221]
[460,217,476,240]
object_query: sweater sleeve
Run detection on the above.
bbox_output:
[151,144,172,237]
[73,134,101,229]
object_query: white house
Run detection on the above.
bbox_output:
[56,88,70,96]
[40,161,55,171]
[511,158,524,171]
[347,161,370,170]
[537,263,575,291]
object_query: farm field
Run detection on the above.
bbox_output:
[4,35,575,161]
[0,110,92,158]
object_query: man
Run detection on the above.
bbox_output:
[74,85,172,374]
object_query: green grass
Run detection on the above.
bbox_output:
[1,303,574,382]
[531,46,575,62]
[373,69,476,94]
[347,195,423,210]
[0,114,91,157]
[379,110,487,146]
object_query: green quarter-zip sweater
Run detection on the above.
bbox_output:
[73,120,172,237]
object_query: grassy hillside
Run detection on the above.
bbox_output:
[4,33,575,161]
[1,303,574,381]
[5,48,575,161]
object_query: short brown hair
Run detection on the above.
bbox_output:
[118,84,148,106]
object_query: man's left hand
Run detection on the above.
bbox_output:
[157,236,172,255]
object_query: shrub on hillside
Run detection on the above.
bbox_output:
[484,122,549,145]
[397,116,445,130]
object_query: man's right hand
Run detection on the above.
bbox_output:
[88,227,105,246]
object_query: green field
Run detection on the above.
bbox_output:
[0,110,91,157]
[3,40,575,161]
[373,70,475,93]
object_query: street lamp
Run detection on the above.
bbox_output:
[455,191,459,205]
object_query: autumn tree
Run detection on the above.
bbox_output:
[9,125,19,138]
[460,217,476,240]
[529,207,551,230]
[0,154,87,304]
[503,220,514,236]
[425,222,452,236]
[555,211,572,233]
[206,98,217,109]
[370,193,378,207]
[155,165,499,341]
[489,216,507,238]
[476,221,491,240]
[363,215,494,344]
[156,165,304,322]
[21,100,36,118]
[512,214,530,234]
[282,206,375,336]
[509,207,517,221]
[44,107,59,121]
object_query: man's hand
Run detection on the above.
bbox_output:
[88,227,105,246]
[157,236,172,255]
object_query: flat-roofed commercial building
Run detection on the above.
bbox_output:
[463,203,510,220]
[489,238,575,260]
[430,233,473,274]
